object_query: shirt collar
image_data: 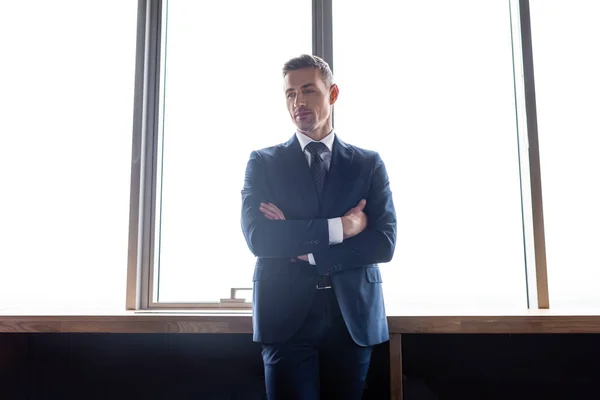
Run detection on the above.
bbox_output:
[295,130,335,152]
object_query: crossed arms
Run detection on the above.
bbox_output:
[240,150,397,275]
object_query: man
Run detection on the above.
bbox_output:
[241,54,397,400]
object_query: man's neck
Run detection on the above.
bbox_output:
[299,126,333,142]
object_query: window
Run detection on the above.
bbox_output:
[154,1,312,303]
[333,0,529,310]
[530,0,600,309]
[3,1,592,314]
[0,1,137,310]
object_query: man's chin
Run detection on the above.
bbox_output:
[295,123,315,133]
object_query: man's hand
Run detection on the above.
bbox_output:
[259,203,285,220]
[341,199,368,239]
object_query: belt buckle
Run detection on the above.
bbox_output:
[316,275,332,290]
[316,284,332,290]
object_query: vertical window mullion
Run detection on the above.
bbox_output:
[126,0,163,310]
[518,0,549,309]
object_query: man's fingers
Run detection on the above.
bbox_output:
[259,206,281,220]
[262,211,277,220]
[265,205,282,219]
[355,199,367,211]
[344,199,367,216]
[261,209,279,220]
[268,203,285,220]
[260,203,286,220]
[260,203,285,220]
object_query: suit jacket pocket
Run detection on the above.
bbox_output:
[365,266,383,283]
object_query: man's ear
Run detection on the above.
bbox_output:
[329,84,339,105]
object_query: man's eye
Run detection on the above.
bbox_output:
[304,89,315,94]
[287,93,296,98]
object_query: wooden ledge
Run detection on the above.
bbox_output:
[0,313,253,334]
[3,309,600,334]
[388,315,600,334]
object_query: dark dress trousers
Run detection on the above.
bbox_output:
[241,134,397,399]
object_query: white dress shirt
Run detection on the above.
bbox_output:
[295,131,344,265]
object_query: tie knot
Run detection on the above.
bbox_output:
[305,141,328,157]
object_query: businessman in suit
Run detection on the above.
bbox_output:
[241,54,397,400]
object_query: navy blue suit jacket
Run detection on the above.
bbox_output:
[241,134,397,347]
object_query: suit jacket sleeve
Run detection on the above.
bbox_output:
[241,150,330,258]
[311,153,397,274]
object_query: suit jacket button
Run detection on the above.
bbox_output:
[314,240,319,245]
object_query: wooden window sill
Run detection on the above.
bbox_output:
[3,308,600,334]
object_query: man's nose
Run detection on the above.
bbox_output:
[294,93,306,107]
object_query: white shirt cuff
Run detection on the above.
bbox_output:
[328,217,343,245]
[308,253,316,265]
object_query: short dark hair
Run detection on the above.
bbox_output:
[282,54,334,87]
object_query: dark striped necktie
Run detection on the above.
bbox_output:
[305,141,328,200]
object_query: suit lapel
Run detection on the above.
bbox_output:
[322,136,355,216]
[281,135,320,213]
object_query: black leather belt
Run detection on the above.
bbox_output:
[316,274,332,290]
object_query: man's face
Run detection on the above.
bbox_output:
[284,67,338,135]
